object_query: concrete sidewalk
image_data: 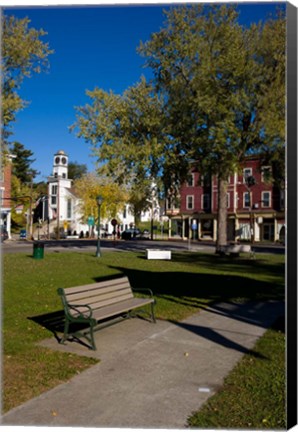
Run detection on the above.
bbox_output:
[1,300,284,428]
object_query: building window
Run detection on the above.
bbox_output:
[243,168,252,183]
[51,185,58,195]
[261,166,272,183]
[262,191,271,208]
[202,194,210,210]
[67,199,72,218]
[186,195,194,210]
[235,192,239,209]
[243,192,251,208]
[187,173,194,187]
[226,192,230,209]
[51,196,57,205]
[123,206,127,218]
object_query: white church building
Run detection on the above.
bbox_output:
[46,150,135,238]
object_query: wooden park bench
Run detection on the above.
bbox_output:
[57,276,156,350]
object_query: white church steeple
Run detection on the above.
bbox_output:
[53,150,68,179]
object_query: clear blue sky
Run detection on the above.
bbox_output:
[4,2,285,183]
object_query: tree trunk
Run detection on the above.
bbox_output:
[216,176,228,254]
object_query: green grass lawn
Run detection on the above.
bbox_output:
[2,250,285,419]
[188,317,285,429]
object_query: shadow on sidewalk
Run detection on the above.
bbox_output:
[106,265,284,356]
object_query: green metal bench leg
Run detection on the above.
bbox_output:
[151,302,156,323]
[61,319,70,344]
[89,322,96,350]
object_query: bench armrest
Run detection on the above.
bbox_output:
[68,303,93,320]
[132,287,154,298]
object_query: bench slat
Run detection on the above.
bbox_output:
[88,292,135,309]
[92,297,154,321]
[64,277,129,295]
[66,286,133,303]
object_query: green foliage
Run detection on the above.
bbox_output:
[72,4,285,250]
[73,172,128,222]
[138,4,285,247]
[10,141,38,182]
[139,4,285,177]
[71,77,166,214]
[68,161,88,180]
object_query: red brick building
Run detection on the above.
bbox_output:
[166,157,285,243]
[0,155,14,238]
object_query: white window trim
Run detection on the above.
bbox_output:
[226,192,230,209]
[261,191,271,208]
[186,195,194,210]
[243,168,252,183]
[187,173,195,187]
[243,192,251,208]
[261,166,272,183]
[67,199,72,219]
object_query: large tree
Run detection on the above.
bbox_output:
[73,173,128,225]
[2,14,53,146]
[72,5,285,250]
[71,77,166,221]
[10,141,38,183]
[139,4,285,251]
[68,161,88,180]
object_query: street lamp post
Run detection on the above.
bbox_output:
[96,195,103,257]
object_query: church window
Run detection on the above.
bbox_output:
[67,199,72,218]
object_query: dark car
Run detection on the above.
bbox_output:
[19,229,27,240]
[0,226,9,242]
[121,228,141,240]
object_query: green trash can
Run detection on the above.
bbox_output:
[33,242,44,259]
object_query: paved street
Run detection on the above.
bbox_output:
[2,237,215,254]
[2,237,285,255]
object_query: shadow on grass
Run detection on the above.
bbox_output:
[104,266,284,305]
[171,252,285,278]
[28,310,66,343]
[102,266,284,356]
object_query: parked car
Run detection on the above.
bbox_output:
[101,229,112,238]
[19,229,27,240]
[141,229,150,239]
[0,226,9,242]
[121,228,141,240]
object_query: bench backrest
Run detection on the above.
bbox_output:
[58,276,134,311]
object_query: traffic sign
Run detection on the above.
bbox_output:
[111,219,118,226]
[88,216,95,226]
